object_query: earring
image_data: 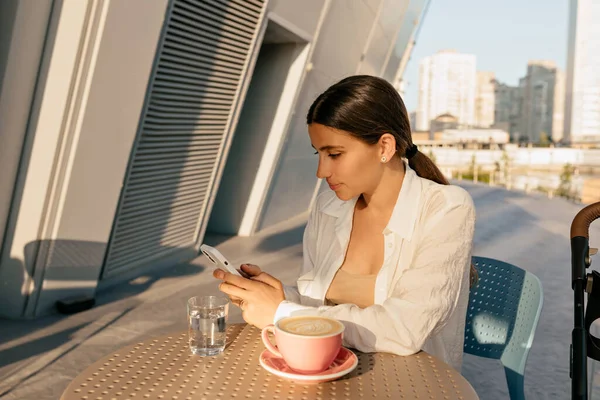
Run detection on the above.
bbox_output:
[381,156,387,163]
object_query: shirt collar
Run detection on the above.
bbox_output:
[320,162,422,241]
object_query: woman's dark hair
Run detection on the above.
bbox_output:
[307,75,477,286]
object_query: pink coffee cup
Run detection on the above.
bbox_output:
[261,316,344,374]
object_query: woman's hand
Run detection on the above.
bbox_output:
[213,265,285,329]
[218,264,262,305]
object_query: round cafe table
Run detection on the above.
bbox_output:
[61,323,479,399]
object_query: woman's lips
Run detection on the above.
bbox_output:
[328,183,341,191]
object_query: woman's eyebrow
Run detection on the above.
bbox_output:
[311,145,345,151]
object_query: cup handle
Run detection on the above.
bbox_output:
[261,325,282,358]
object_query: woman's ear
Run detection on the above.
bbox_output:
[379,133,397,162]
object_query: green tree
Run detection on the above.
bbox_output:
[539,132,550,147]
[469,154,476,175]
[469,154,479,183]
[501,150,512,186]
[557,163,576,200]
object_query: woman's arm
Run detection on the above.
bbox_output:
[274,195,476,356]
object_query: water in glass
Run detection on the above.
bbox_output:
[187,295,229,356]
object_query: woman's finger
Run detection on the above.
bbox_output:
[251,272,281,289]
[218,281,248,299]
[225,293,242,302]
[236,268,252,279]
[214,269,254,290]
[240,264,262,276]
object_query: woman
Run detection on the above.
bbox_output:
[213,75,476,370]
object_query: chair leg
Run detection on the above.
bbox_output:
[504,367,526,400]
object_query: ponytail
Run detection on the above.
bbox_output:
[407,150,449,185]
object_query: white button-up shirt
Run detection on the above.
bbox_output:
[274,163,476,371]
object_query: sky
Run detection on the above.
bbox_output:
[402,0,569,112]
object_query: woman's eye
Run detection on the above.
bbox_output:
[312,151,340,159]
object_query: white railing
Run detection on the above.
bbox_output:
[427,147,600,168]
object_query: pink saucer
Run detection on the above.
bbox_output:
[259,347,358,384]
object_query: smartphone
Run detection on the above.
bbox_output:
[200,244,242,277]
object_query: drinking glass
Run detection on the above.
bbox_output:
[187,295,229,356]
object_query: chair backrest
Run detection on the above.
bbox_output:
[464,256,543,375]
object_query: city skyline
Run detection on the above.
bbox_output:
[408,0,599,144]
[403,0,568,112]
[416,52,565,144]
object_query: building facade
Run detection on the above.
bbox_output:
[0,0,430,318]
[493,81,522,141]
[552,68,566,143]
[518,60,558,144]
[474,71,495,128]
[429,113,459,139]
[416,50,477,131]
[564,0,600,144]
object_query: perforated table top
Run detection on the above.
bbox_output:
[61,323,478,399]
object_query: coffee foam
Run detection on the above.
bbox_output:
[278,316,343,336]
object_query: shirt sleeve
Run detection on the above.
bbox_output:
[274,195,476,356]
[280,199,319,305]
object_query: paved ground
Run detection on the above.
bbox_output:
[1,182,599,399]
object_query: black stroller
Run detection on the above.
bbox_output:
[571,201,600,399]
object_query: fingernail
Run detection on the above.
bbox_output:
[215,269,225,279]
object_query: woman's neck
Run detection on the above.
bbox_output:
[358,158,405,216]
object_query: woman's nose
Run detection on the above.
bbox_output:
[316,158,329,179]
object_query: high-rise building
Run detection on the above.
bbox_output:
[553,69,566,143]
[493,81,522,140]
[475,71,495,128]
[416,50,477,131]
[518,60,558,143]
[564,0,600,144]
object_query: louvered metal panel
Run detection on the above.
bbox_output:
[102,0,265,278]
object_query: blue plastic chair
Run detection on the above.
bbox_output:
[464,256,544,400]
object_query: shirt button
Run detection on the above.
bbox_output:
[387,242,393,248]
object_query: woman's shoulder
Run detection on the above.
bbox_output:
[419,179,475,217]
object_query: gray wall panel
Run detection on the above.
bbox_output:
[0,0,55,317]
[382,0,429,81]
[358,23,392,76]
[267,0,325,38]
[34,0,169,315]
[309,1,380,80]
[209,42,305,235]
[258,0,384,230]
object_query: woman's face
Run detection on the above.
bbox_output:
[308,123,382,201]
